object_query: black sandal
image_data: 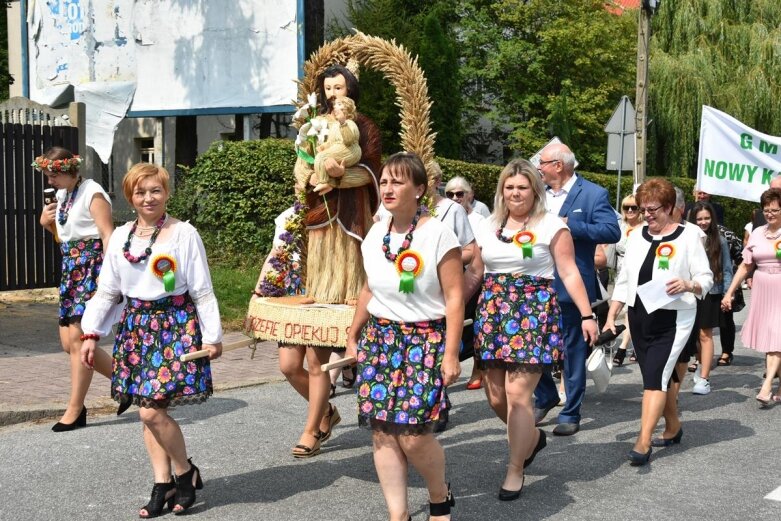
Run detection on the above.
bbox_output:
[613,349,627,367]
[687,360,698,373]
[292,432,322,459]
[139,479,176,519]
[318,404,342,443]
[429,483,455,517]
[717,353,733,366]
[329,383,337,398]
[173,458,203,515]
[341,365,356,388]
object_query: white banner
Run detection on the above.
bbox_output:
[696,105,781,202]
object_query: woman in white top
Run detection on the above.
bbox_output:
[604,178,712,466]
[347,152,463,521]
[80,164,223,518]
[36,146,114,432]
[464,159,598,501]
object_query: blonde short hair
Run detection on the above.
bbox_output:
[122,163,170,203]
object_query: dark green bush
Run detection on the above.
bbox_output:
[170,139,755,267]
[169,139,297,266]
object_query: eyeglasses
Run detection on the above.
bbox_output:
[763,207,781,216]
[446,190,465,199]
[538,159,559,168]
[638,205,663,215]
[622,205,639,212]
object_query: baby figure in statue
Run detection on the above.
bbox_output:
[297,97,361,195]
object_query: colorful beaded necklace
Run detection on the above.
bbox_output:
[58,177,82,226]
[382,206,422,262]
[495,215,529,242]
[123,214,168,263]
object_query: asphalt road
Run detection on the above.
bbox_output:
[1,345,780,521]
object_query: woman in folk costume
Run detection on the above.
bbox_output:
[81,164,222,517]
[35,146,115,431]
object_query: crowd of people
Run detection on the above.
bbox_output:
[33,68,781,520]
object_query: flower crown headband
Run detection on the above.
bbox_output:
[32,155,83,173]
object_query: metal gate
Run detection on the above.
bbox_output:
[0,98,85,291]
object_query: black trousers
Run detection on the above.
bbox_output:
[719,310,735,355]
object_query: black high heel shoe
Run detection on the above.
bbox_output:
[117,396,132,416]
[173,458,203,515]
[628,447,652,466]
[651,428,683,447]
[139,479,176,519]
[498,476,525,501]
[429,482,455,516]
[52,406,87,432]
[524,428,547,468]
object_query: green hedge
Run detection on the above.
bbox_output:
[168,139,298,266]
[170,139,756,266]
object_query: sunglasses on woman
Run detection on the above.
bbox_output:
[446,190,465,199]
[622,205,638,212]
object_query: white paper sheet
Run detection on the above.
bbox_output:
[74,81,136,163]
[636,277,682,314]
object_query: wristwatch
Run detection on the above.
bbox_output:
[581,313,597,321]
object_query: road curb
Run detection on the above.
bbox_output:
[0,332,280,428]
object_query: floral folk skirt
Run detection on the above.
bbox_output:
[474,272,563,372]
[58,238,103,326]
[356,316,447,435]
[112,293,213,408]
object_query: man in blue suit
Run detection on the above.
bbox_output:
[534,143,621,435]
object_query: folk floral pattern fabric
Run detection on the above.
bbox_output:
[474,272,563,371]
[356,317,446,434]
[112,293,212,408]
[58,239,103,326]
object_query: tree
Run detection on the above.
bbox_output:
[418,10,461,158]
[648,0,781,178]
[0,2,13,100]
[330,0,460,155]
[458,0,637,168]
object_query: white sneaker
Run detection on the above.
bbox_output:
[692,379,711,395]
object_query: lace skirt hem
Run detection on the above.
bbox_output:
[358,415,434,436]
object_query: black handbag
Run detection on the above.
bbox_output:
[731,287,746,313]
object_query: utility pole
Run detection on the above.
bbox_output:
[633,3,654,186]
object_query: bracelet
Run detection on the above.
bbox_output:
[79,333,99,342]
[581,313,597,321]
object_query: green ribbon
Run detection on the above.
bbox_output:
[522,242,533,259]
[162,269,176,292]
[658,256,670,270]
[296,147,315,165]
[399,271,415,294]
[776,248,781,259]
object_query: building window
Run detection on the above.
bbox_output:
[138,138,156,164]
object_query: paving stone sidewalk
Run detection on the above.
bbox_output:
[0,294,283,426]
